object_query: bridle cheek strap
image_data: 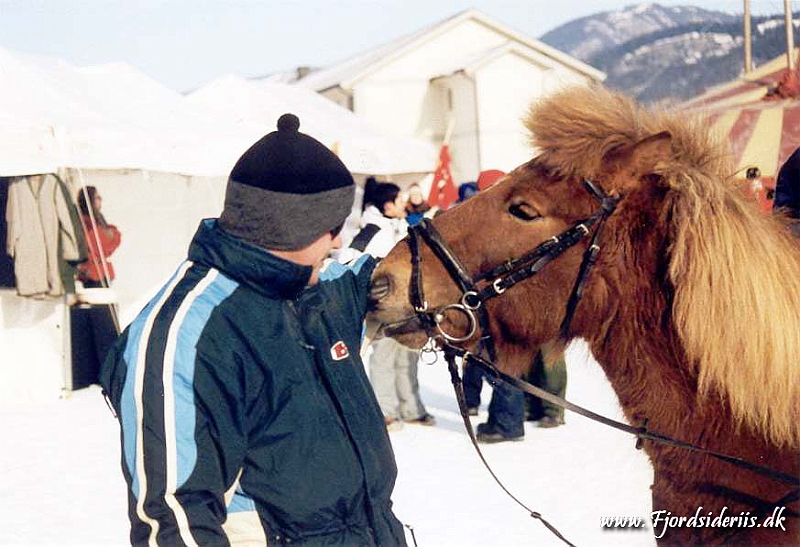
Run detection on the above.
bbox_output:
[408,178,618,357]
[410,219,498,359]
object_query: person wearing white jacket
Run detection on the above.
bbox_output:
[343,178,435,430]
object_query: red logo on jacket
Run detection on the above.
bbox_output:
[330,341,350,361]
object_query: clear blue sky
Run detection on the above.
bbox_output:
[0,0,792,92]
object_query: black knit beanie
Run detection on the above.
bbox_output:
[219,113,355,250]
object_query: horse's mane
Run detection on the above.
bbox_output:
[525,85,800,447]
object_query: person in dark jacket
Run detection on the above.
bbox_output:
[773,146,800,236]
[100,114,407,547]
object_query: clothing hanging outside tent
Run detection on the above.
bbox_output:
[5,174,86,297]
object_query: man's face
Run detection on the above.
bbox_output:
[268,228,344,286]
[307,231,343,285]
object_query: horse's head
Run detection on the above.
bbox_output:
[369,129,672,372]
[370,85,800,447]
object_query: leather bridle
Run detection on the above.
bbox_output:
[408,178,619,355]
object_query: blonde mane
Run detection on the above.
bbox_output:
[525,85,800,447]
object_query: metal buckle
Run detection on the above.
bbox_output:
[461,291,482,310]
[577,224,589,235]
[414,300,429,313]
[420,339,440,365]
[492,278,506,295]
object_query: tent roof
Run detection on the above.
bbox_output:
[683,49,800,178]
[0,47,237,176]
[186,76,437,175]
[0,47,436,177]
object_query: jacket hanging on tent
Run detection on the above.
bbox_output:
[5,174,87,297]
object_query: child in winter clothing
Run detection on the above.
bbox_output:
[341,178,435,430]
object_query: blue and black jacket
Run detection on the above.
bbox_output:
[100,219,406,546]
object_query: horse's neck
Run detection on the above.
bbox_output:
[588,322,700,442]
[586,315,797,515]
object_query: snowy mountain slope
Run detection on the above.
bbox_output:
[539,3,799,103]
[540,3,736,62]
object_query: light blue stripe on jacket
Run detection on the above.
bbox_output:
[172,272,239,487]
[120,263,192,499]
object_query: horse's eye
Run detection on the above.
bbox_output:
[508,202,540,222]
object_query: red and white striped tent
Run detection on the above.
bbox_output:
[683,49,800,211]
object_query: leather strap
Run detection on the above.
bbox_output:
[442,348,576,547]
[452,345,800,487]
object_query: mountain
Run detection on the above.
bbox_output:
[540,3,798,103]
[540,3,738,62]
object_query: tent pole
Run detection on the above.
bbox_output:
[744,0,753,74]
[61,296,73,399]
[785,0,796,70]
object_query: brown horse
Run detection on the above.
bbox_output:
[368,86,800,545]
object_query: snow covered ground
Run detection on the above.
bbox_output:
[0,341,656,547]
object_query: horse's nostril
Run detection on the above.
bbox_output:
[369,274,392,306]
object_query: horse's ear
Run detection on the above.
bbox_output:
[604,131,673,181]
[627,131,673,177]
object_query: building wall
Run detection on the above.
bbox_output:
[342,17,598,182]
[433,75,480,183]
[352,19,508,140]
[475,53,592,174]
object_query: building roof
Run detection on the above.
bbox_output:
[429,41,566,81]
[683,48,800,111]
[298,9,605,92]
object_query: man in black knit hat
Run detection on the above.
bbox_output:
[100,114,407,546]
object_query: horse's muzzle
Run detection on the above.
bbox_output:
[367,273,392,311]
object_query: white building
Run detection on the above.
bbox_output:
[300,9,606,181]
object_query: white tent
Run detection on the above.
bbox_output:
[0,47,434,402]
[0,47,437,178]
[0,47,243,176]
[186,75,437,176]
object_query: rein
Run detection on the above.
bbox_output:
[405,179,800,545]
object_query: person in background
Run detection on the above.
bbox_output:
[463,170,505,414]
[76,186,121,288]
[522,342,568,429]
[455,181,478,205]
[99,114,407,546]
[404,182,431,226]
[773,146,800,236]
[71,186,121,390]
[341,177,435,431]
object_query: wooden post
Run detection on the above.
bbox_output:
[785,0,796,70]
[744,0,753,74]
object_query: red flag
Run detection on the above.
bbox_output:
[427,144,458,209]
